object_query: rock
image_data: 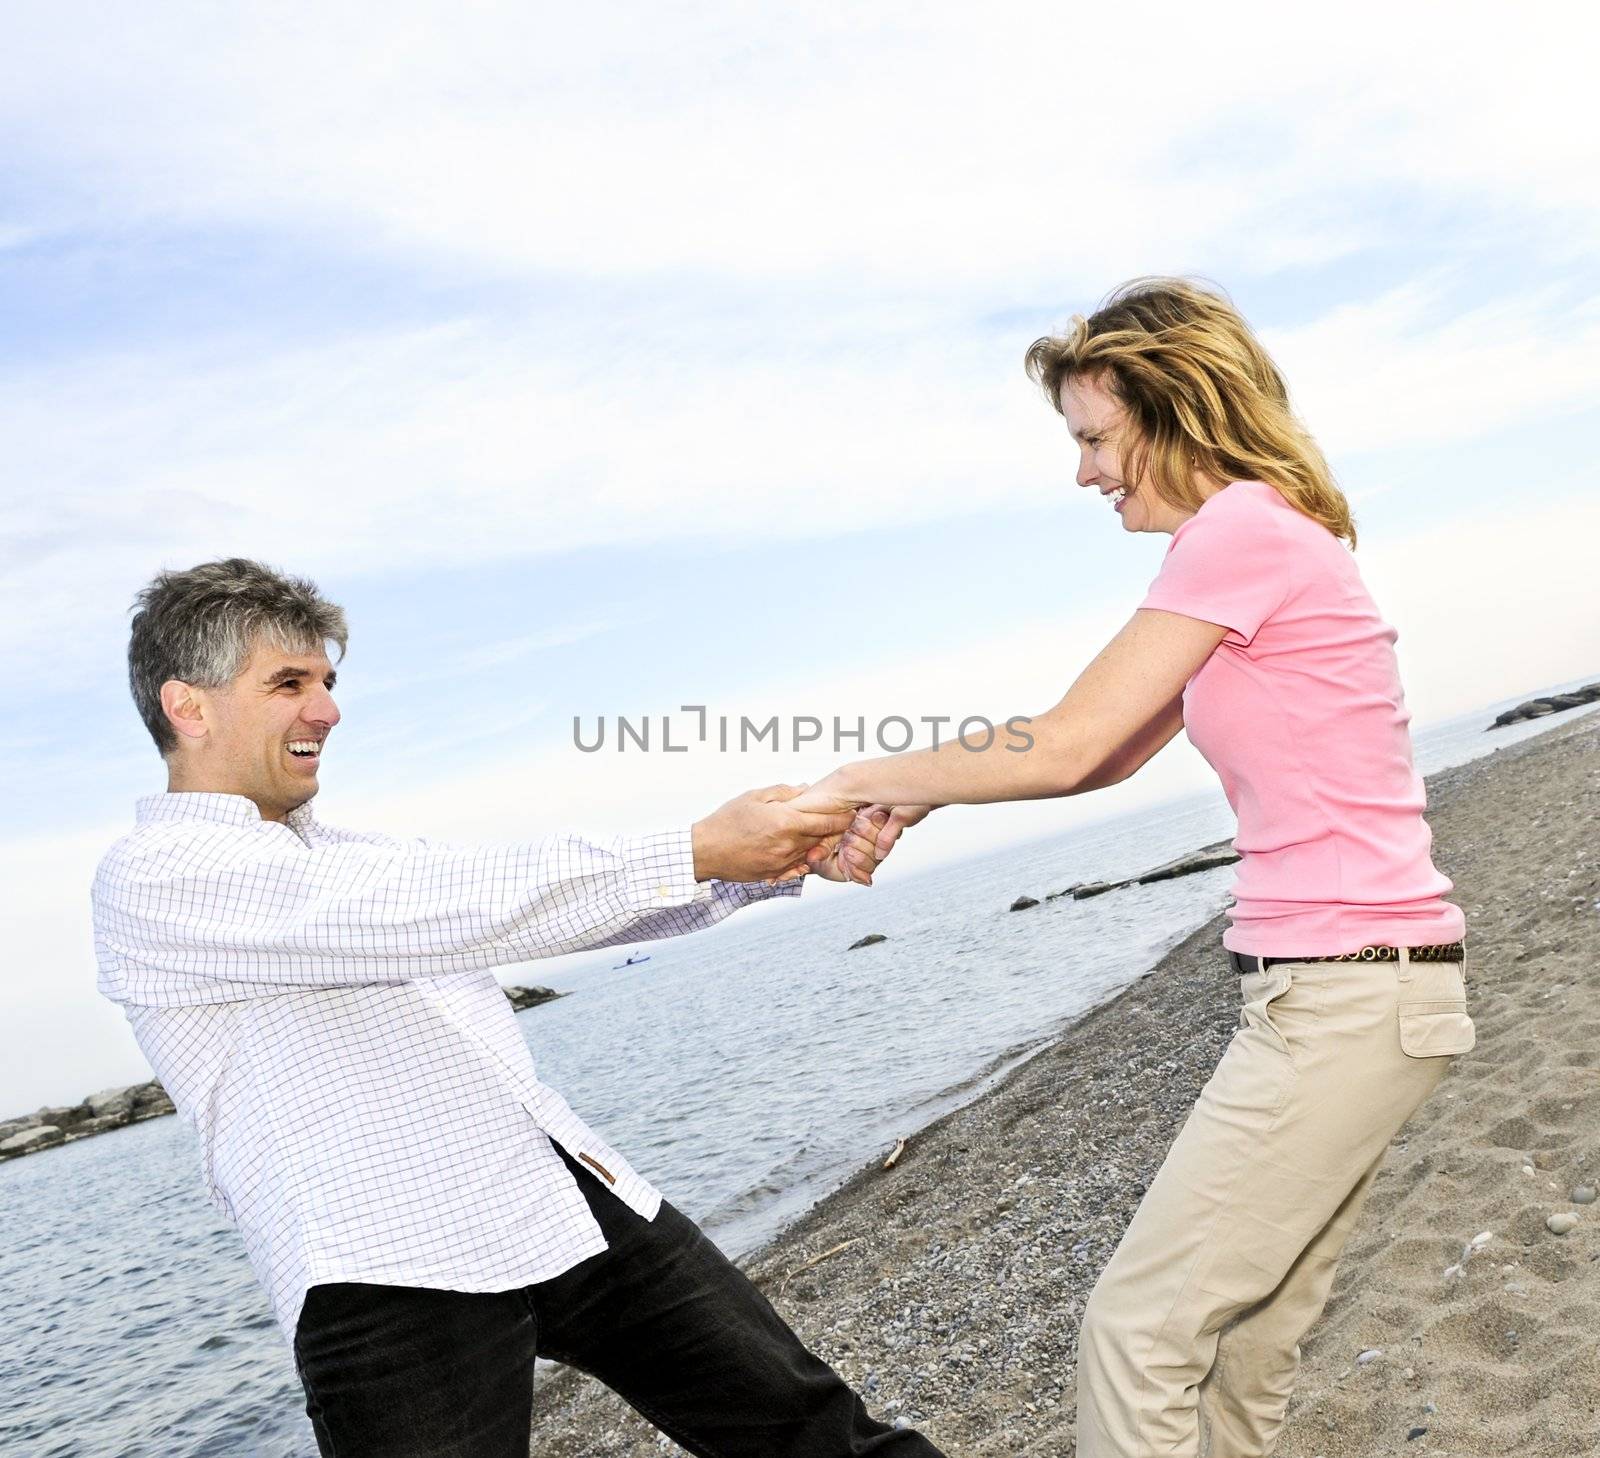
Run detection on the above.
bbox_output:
[1135,846,1241,885]
[1072,882,1118,900]
[1044,886,1081,901]
[1487,682,1600,729]
[1407,1428,1429,1442]
[1356,1348,1383,1365]
[1,1125,64,1156]
[848,934,889,950]
[503,985,565,1012]
[69,1115,130,1138]
[1546,1212,1580,1235]
[129,1082,176,1119]
[86,1086,137,1121]
[1571,1185,1597,1205]
[1009,896,1040,912]
[0,1081,179,1158]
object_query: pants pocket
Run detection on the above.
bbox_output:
[1238,968,1296,1059]
[1398,963,1475,1057]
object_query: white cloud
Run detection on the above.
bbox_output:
[1267,279,1600,458]
[0,826,154,1113]
[6,0,1599,698]
[1361,492,1600,723]
[0,309,1064,689]
[3,4,1598,283]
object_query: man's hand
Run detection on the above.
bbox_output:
[691,784,856,883]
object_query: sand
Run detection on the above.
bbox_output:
[528,706,1600,1456]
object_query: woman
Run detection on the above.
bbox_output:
[796,278,1473,1457]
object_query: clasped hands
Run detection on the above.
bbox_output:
[690,783,932,887]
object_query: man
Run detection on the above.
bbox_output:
[93,558,943,1458]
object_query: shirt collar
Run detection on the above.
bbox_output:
[135,792,320,833]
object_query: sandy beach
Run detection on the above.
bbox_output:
[528,704,1600,1457]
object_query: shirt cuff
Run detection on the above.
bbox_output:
[620,829,705,910]
[619,829,808,911]
[721,877,804,905]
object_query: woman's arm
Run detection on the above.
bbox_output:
[807,609,1225,812]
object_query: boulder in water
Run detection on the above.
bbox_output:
[1135,847,1240,885]
[130,1082,176,1120]
[504,985,565,1013]
[87,1087,137,1123]
[1488,682,1600,729]
[1,1125,64,1157]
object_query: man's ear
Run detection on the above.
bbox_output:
[160,680,209,745]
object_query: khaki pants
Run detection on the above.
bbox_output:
[1075,953,1473,1457]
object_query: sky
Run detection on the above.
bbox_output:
[3,1,1599,1112]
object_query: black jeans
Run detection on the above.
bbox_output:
[293,1147,944,1457]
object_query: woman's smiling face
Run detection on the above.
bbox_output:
[1059,373,1196,536]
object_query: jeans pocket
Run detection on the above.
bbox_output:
[1398,963,1475,1057]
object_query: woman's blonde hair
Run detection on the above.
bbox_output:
[1025,278,1356,547]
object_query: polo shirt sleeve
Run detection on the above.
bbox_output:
[1138,483,1292,647]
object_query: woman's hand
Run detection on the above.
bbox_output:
[800,806,890,885]
[852,803,935,868]
[779,799,937,886]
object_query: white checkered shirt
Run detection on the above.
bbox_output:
[91,792,799,1344]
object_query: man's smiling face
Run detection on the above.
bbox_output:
[167,640,341,822]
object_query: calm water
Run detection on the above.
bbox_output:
[3,682,1595,1457]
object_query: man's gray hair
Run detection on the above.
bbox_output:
[128,558,349,756]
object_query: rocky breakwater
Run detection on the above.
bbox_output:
[1488,680,1600,729]
[1,984,566,1164]
[0,1079,175,1162]
[1028,837,1241,905]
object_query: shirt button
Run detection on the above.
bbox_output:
[654,885,671,899]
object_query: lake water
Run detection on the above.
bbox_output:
[3,681,1595,1457]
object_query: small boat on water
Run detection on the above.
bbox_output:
[612,953,652,970]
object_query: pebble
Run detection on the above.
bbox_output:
[1546,1212,1580,1235]
[1470,1230,1494,1248]
[1356,1348,1383,1365]
[1573,1185,1597,1205]
[1407,1427,1429,1441]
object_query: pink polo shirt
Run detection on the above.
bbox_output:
[1139,480,1465,956]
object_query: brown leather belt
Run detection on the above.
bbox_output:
[1228,942,1465,975]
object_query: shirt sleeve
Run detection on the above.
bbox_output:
[93,823,800,1005]
[1138,484,1292,647]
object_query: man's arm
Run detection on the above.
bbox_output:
[95,787,853,1003]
